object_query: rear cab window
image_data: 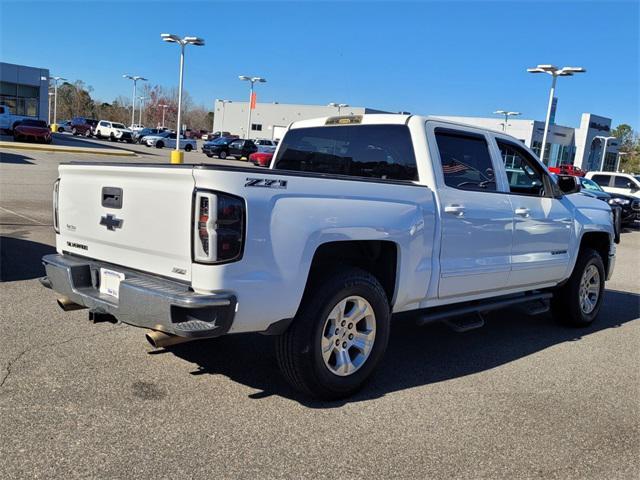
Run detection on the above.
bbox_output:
[591,174,611,187]
[273,124,418,181]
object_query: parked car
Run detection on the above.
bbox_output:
[202,137,242,159]
[548,164,586,177]
[129,124,145,133]
[248,145,276,167]
[202,131,229,141]
[70,117,98,137]
[43,114,616,400]
[56,120,72,133]
[254,139,278,147]
[226,139,258,159]
[94,121,134,143]
[585,171,640,199]
[577,176,639,225]
[0,104,31,133]
[12,119,52,143]
[144,132,196,151]
[184,129,208,140]
[133,127,164,144]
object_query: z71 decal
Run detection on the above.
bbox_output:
[245,178,288,189]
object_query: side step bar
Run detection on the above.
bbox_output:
[416,292,553,328]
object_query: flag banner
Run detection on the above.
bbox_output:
[250,92,257,110]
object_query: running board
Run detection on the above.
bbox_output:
[416,292,553,327]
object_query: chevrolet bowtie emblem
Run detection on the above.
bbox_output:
[100,213,123,231]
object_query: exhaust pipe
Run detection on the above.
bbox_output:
[145,330,194,349]
[57,297,87,312]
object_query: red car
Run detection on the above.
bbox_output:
[548,164,586,177]
[13,119,52,143]
[249,151,274,167]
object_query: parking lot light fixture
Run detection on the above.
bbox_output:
[158,104,169,129]
[328,102,349,115]
[216,99,231,132]
[239,76,266,139]
[48,92,54,125]
[493,110,521,132]
[48,76,67,126]
[527,64,586,164]
[594,135,617,171]
[123,75,148,129]
[162,33,205,163]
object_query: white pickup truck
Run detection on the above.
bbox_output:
[41,114,616,399]
[0,104,31,132]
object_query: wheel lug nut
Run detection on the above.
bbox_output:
[335,339,340,346]
[348,323,353,329]
[342,342,347,348]
[335,328,339,335]
[349,334,354,340]
[341,320,346,327]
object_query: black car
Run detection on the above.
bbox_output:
[578,176,639,226]
[202,137,257,159]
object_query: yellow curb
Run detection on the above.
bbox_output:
[0,141,137,157]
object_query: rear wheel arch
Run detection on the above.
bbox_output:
[302,240,399,308]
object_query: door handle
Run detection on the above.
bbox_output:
[444,205,465,217]
[515,207,531,217]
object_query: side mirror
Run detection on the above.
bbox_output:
[557,175,580,195]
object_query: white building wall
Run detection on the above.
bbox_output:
[433,116,535,145]
[0,62,49,122]
[573,113,618,171]
[212,101,366,140]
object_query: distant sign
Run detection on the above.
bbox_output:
[589,121,610,132]
[549,97,558,125]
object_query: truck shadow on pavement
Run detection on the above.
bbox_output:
[167,289,640,407]
[0,152,35,164]
[0,235,55,282]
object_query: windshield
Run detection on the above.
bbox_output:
[20,119,48,128]
[581,178,603,192]
[212,137,232,145]
[634,176,640,184]
[112,123,125,129]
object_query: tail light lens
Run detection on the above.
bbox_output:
[53,178,60,233]
[193,190,245,264]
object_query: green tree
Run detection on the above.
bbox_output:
[611,124,640,173]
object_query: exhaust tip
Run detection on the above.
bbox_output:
[57,297,86,312]
[145,332,159,348]
[145,330,193,349]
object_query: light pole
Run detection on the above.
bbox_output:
[594,135,616,171]
[158,104,169,129]
[216,99,231,133]
[48,92,54,125]
[493,110,521,132]
[527,64,586,164]
[49,76,67,126]
[328,102,349,115]
[137,96,148,126]
[239,76,266,139]
[615,152,628,172]
[122,75,147,128]
[162,33,205,163]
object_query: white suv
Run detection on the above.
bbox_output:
[95,120,134,143]
[586,172,640,199]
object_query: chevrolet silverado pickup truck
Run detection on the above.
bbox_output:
[41,114,616,399]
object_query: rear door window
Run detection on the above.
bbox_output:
[434,128,496,191]
[591,174,611,187]
[273,124,418,181]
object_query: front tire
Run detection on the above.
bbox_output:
[552,248,605,327]
[219,151,227,159]
[276,267,390,400]
[156,141,164,149]
[185,144,193,152]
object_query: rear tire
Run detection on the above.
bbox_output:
[72,128,77,135]
[95,130,102,139]
[156,141,164,149]
[219,151,227,159]
[206,153,213,158]
[185,144,193,152]
[552,248,605,327]
[276,267,390,400]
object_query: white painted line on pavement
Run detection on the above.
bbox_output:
[0,206,47,225]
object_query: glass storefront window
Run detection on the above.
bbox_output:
[0,82,39,117]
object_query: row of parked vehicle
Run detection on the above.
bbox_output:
[201,136,278,166]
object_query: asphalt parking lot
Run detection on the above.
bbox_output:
[1,141,639,479]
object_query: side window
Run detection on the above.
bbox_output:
[614,176,631,188]
[496,140,547,196]
[434,129,496,191]
[230,141,241,149]
[591,174,611,187]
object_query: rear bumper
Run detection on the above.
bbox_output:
[41,254,236,338]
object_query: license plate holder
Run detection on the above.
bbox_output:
[99,268,125,299]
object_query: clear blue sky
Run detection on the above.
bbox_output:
[1,0,638,127]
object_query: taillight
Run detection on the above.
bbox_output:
[193,190,245,264]
[53,178,60,233]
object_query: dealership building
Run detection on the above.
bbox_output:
[0,62,50,122]
[212,100,389,141]
[435,113,620,172]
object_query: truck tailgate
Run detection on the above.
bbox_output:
[57,164,195,281]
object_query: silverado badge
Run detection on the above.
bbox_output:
[100,213,123,231]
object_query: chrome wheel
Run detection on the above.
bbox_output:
[579,265,600,314]
[321,296,376,377]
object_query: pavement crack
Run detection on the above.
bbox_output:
[0,326,120,391]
